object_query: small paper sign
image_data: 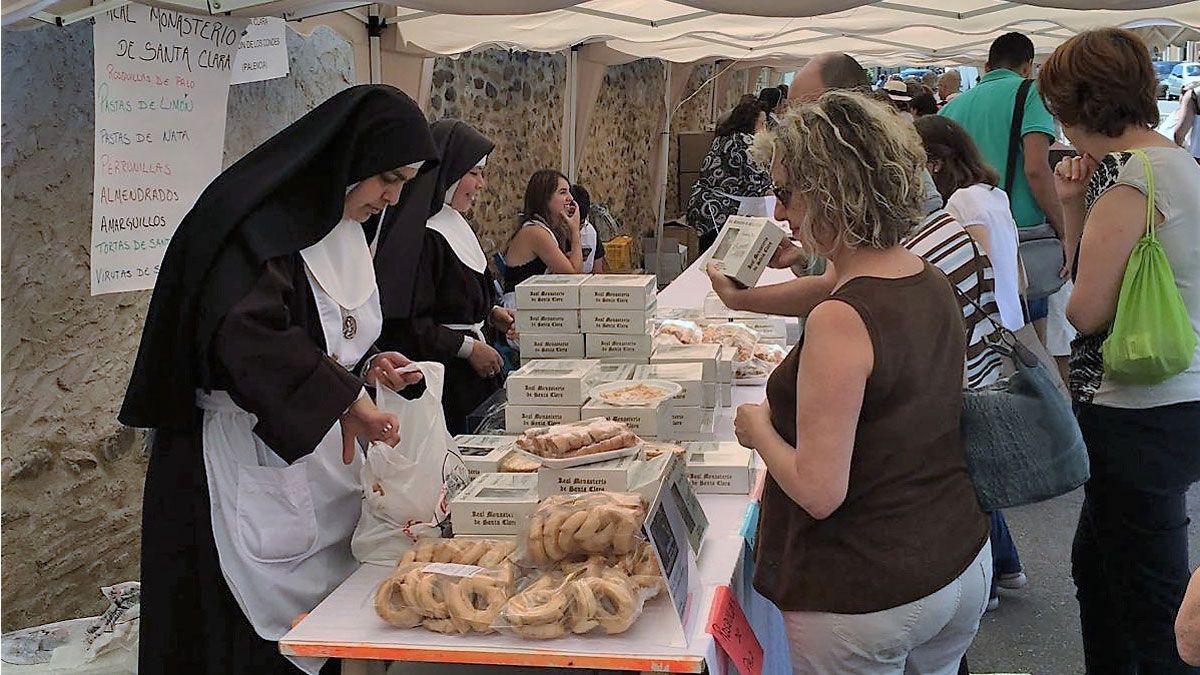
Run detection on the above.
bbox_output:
[706,585,762,675]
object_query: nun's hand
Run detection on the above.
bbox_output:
[340,395,400,464]
[490,306,515,333]
[367,352,424,391]
[468,340,504,379]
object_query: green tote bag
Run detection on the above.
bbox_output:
[1102,149,1198,385]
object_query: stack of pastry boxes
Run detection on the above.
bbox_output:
[650,341,734,410]
[515,274,656,363]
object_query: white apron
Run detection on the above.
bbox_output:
[200,271,383,675]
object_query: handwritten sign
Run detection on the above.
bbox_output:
[91,4,247,295]
[231,17,289,85]
[706,585,763,675]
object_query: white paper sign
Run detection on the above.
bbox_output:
[231,17,289,85]
[91,4,247,295]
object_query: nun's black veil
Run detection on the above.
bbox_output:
[375,118,494,318]
[119,85,438,431]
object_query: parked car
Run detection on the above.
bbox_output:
[1154,60,1182,99]
[1166,62,1200,100]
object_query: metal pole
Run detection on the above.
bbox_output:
[562,46,578,178]
[367,5,382,85]
[655,60,672,282]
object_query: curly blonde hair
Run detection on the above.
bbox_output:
[753,90,927,253]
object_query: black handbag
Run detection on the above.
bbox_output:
[956,242,1089,510]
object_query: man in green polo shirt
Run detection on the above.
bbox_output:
[941,31,1065,324]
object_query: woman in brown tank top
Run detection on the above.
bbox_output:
[730,91,990,674]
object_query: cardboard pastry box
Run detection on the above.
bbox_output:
[450,473,540,535]
[506,359,601,406]
[515,274,588,309]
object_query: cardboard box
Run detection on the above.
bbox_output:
[643,240,687,286]
[449,473,540,535]
[667,405,701,434]
[515,274,588,309]
[594,362,636,383]
[521,333,586,359]
[453,435,518,478]
[582,396,673,438]
[600,356,651,365]
[580,305,656,335]
[580,274,657,310]
[634,363,705,407]
[504,404,582,433]
[516,309,580,335]
[669,408,717,442]
[655,307,706,322]
[506,359,601,406]
[703,292,733,319]
[682,442,755,494]
[720,383,732,407]
[651,343,720,382]
[728,314,789,346]
[703,382,717,408]
[586,332,654,359]
[707,216,787,288]
[678,131,716,172]
[716,346,734,385]
[537,454,642,498]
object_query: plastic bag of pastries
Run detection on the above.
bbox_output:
[518,492,649,566]
[399,537,517,567]
[374,561,518,635]
[495,564,648,639]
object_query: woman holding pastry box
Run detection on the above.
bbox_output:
[120,86,435,675]
[731,91,990,674]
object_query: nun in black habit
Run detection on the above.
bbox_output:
[119,85,437,675]
[375,119,515,435]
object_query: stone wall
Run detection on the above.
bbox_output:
[575,58,665,245]
[0,22,355,631]
[427,50,566,256]
[666,63,717,219]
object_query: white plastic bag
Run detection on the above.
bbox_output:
[352,362,471,565]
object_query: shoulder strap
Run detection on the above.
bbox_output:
[1128,148,1157,240]
[1003,79,1034,194]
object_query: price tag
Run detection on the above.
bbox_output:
[706,585,762,675]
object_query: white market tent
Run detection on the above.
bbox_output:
[6,0,1199,271]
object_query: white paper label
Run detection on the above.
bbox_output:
[421,563,485,578]
[230,17,289,84]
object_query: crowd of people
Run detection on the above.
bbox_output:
[116,21,1199,675]
[706,28,1200,674]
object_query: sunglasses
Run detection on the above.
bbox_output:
[772,183,793,207]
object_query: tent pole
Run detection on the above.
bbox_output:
[562,46,579,179]
[655,59,671,282]
[367,4,382,85]
[708,60,719,127]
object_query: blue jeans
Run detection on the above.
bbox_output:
[989,511,1022,598]
[1025,296,1049,322]
[1073,401,1200,674]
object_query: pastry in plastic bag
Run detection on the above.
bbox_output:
[399,538,516,567]
[654,319,702,346]
[515,418,639,459]
[522,492,648,564]
[701,323,759,361]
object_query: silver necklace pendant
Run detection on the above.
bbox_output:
[341,310,357,340]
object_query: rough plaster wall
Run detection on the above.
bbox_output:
[666,64,716,219]
[427,50,566,257]
[1,23,355,631]
[575,59,664,245]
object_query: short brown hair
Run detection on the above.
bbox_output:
[1038,28,1159,137]
[817,52,871,91]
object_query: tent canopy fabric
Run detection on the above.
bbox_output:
[9,0,1199,67]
